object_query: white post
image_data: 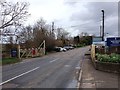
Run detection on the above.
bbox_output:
[43,40,46,55]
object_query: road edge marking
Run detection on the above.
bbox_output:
[77,69,82,89]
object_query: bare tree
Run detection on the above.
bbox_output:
[79,32,89,37]
[16,25,33,44]
[56,28,69,40]
[32,18,56,51]
[56,28,70,46]
[0,1,30,32]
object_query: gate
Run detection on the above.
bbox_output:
[18,40,46,59]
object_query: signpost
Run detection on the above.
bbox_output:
[106,37,120,53]
[106,37,120,47]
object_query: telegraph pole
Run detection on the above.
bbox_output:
[100,25,102,37]
[101,10,104,41]
[52,22,54,32]
[51,22,55,38]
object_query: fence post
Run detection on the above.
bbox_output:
[91,45,96,61]
[17,44,20,60]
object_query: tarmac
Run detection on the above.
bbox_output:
[79,52,120,89]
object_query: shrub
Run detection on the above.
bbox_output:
[110,53,120,63]
[96,53,120,63]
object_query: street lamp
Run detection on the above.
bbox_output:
[101,10,104,41]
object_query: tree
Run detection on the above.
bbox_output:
[33,18,47,47]
[32,18,55,51]
[56,28,69,40]
[79,32,89,37]
[0,1,30,33]
[74,36,80,45]
[79,35,92,45]
[56,28,70,46]
[17,25,33,48]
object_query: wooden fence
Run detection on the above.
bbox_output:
[2,40,46,59]
[91,45,96,61]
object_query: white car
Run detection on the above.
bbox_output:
[54,47,66,52]
[60,47,67,52]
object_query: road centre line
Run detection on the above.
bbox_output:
[0,67,40,85]
[49,58,59,63]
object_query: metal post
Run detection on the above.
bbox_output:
[100,25,102,37]
[52,22,54,32]
[101,10,104,41]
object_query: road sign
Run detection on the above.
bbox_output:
[11,49,17,57]
[92,37,105,46]
[106,37,120,46]
[92,37,102,42]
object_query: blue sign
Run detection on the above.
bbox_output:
[11,49,17,57]
[106,37,120,46]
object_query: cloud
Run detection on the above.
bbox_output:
[69,2,118,36]
[6,0,118,36]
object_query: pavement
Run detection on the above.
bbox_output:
[79,53,119,89]
[1,46,89,88]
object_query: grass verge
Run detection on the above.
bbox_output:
[0,58,20,65]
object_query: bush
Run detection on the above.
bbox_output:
[96,53,120,63]
[76,44,85,48]
[110,53,120,63]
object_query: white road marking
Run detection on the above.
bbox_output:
[75,67,80,70]
[49,58,59,63]
[64,65,70,67]
[0,67,40,85]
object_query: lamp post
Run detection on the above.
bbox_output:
[101,10,104,41]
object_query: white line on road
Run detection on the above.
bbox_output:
[64,65,71,67]
[49,58,59,63]
[0,67,40,85]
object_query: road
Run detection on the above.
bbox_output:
[2,46,89,88]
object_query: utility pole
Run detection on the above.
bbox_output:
[100,25,102,37]
[101,10,104,41]
[52,22,54,32]
[100,26,101,37]
[51,22,55,38]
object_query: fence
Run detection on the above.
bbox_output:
[95,46,120,54]
[91,45,96,61]
[2,44,18,58]
[1,40,46,59]
[20,47,45,58]
[19,40,45,59]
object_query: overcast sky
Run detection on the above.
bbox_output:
[8,0,119,37]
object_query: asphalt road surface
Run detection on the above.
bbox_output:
[2,46,89,88]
